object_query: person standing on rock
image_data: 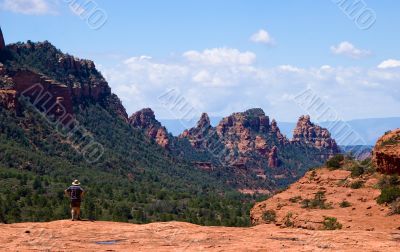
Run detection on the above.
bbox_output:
[64,180,85,221]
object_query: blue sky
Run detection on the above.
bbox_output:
[1,0,400,122]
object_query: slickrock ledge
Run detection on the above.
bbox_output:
[0,220,399,251]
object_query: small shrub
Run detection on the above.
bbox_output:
[377,186,400,204]
[262,210,276,223]
[350,180,364,189]
[309,170,317,180]
[275,187,289,194]
[301,199,311,208]
[336,179,347,187]
[339,200,351,208]
[350,165,364,178]
[284,212,294,227]
[363,163,376,175]
[378,175,399,189]
[380,135,400,147]
[289,196,302,203]
[389,199,400,215]
[326,154,344,170]
[301,191,332,209]
[323,217,342,230]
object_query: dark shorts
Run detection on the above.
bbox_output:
[70,201,81,208]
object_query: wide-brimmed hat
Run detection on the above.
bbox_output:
[72,179,80,186]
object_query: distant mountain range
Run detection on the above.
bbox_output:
[161,117,400,145]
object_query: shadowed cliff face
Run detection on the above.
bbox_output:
[373,128,400,174]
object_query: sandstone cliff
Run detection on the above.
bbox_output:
[372,128,400,174]
[176,109,340,191]
[129,108,170,149]
[0,41,127,122]
[292,115,339,158]
[181,108,289,168]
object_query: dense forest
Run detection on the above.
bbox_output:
[0,98,269,226]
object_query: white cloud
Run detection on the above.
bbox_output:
[102,48,400,122]
[278,65,303,73]
[1,0,56,15]
[123,55,152,64]
[377,59,400,69]
[330,41,371,59]
[183,48,256,66]
[250,29,274,45]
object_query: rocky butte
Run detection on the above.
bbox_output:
[0,39,127,123]
[128,108,170,149]
[130,107,340,191]
[291,115,339,158]
[372,128,400,174]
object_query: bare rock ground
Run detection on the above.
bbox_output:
[0,219,399,251]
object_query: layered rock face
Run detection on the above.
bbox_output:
[292,115,339,157]
[180,108,289,170]
[180,113,212,148]
[372,128,400,174]
[129,108,170,149]
[0,41,127,122]
[13,70,74,117]
[175,109,341,190]
[268,146,278,168]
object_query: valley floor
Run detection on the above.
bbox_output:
[0,220,399,251]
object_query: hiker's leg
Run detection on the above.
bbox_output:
[71,207,75,220]
[72,207,79,220]
[76,207,81,220]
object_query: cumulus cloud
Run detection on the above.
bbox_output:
[330,41,371,59]
[101,48,400,122]
[250,29,274,45]
[377,59,400,69]
[183,48,256,65]
[1,0,57,15]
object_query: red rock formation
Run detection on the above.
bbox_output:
[0,27,5,50]
[268,146,278,168]
[109,94,128,122]
[270,119,287,144]
[250,167,400,231]
[129,108,170,149]
[0,49,126,122]
[372,128,400,174]
[180,108,287,171]
[292,115,339,156]
[12,70,74,120]
[180,113,212,148]
[255,135,269,155]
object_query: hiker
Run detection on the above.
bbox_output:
[64,180,85,221]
